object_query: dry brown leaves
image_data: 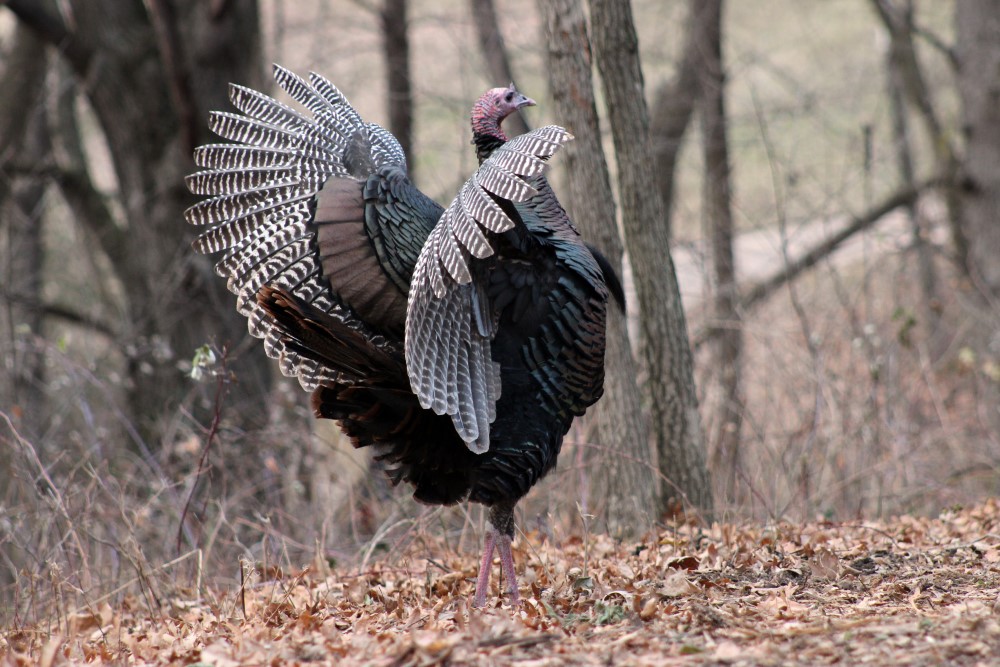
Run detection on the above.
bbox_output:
[4,499,1000,666]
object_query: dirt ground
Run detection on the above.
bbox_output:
[3,499,999,666]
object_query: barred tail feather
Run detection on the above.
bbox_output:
[186,64,407,395]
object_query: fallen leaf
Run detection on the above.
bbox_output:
[639,597,658,621]
[713,640,742,661]
[759,588,810,619]
[661,571,698,597]
[809,547,841,580]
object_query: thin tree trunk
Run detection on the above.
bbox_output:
[698,0,743,501]
[538,0,656,537]
[649,1,714,239]
[470,0,528,137]
[382,0,414,171]
[588,0,713,516]
[872,0,941,345]
[872,0,966,281]
[955,0,1000,297]
[885,3,941,341]
[954,0,1000,449]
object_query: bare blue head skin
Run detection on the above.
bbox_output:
[471,83,536,143]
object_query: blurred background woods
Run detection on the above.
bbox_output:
[2,0,999,620]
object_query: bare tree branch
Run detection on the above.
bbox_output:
[0,24,50,440]
[871,0,948,145]
[878,0,942,345]
[1,291,118,339]
[871,0,966,274]
[0,22,50,163]
[54,168,129,266]
[912,20,958,69]
[49,65,129,269]
[691,177,946,350]
[1,0,92,71]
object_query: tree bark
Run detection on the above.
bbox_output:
[0,25,49,442]
[470,0,528,137]
[382,0,414,172]
[588,0,714,516]
[697,0,743,501]
[6,0,271,445]
[537,0,656,537]
[955,0,1000,297]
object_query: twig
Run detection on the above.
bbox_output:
[177,344,231,554]
[240,558,249,619]
[425,557,450,574]
[750,81,826,520]
[358,515,417,573]
[576,502,592,578]
[477,633,557,649]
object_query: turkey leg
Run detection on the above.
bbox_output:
[472,502,520,607]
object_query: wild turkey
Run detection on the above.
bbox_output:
[185,66,624,607]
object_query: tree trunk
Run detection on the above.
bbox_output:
[588,0,714,516]
[0,25,49,441]
[470,0,528,137]
[7,0,272,445]
[382,0,414,173]
[698,0,743,501]
[955,0,1000,297]
[537,0,656,537]
[875,0,941,345]
[872,0,966,283]
[648,1,714,240]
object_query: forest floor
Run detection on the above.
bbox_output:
[3,499,1000,666]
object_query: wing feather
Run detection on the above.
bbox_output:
[405,126,573,451]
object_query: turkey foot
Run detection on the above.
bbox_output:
[473,503,520,608]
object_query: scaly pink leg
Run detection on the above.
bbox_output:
[496,532,520,606]
[472,502,519,608]
[473,529,497,608]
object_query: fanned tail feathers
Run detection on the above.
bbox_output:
[185,65,404,392]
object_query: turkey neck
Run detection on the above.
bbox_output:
[473,130,506,164]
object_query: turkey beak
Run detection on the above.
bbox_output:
[516,94,536,110]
